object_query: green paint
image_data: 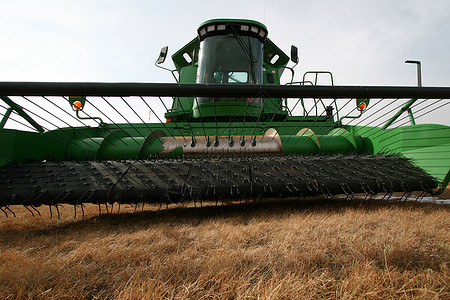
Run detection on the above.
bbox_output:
[0,18,449,192]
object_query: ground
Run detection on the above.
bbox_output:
[0,197,449,299]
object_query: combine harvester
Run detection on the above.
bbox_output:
[0,19,449,217]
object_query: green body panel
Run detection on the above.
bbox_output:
[402,143,450,181]
[192,102,262,119]
[346,124,450,182]
[263,39,290,77]
[171,38,199,75]
[166,38,199,120]
[0,129,66,169]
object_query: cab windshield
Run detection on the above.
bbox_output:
[196,35,263,103]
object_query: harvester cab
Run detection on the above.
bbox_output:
[160,19,296,122]
[0,18,449,217]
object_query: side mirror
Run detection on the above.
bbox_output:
[356,98,370,111]
[290,45,299,64]
[156,46,169,64]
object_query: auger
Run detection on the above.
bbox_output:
[1,19,449,217]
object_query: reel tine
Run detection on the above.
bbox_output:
[348,194,354,202]
[362,193,369,203]
[31,205,41,217]
[386,193,393,201]
[56,204,61,220]
[0,206,8,217]
[7,206,16,217]
[420,192,427,202]
[81,204,85,219]
[415,191,425,202]
[23,205,35,217]
[380,182,393,201]
[403,191,412,202]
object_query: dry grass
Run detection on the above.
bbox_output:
[0,199,449,299]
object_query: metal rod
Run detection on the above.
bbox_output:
[249,97,270,142]
[50,96,101,128]
[319,97,410,147]
[22,96,96,148]
[80,97,130,147]
[284,96,330,143]
[1,82,450,98]
[192,97,208,142]
[382,98,418,129]
[101,96,142,144]
[375,99,450,149]
[0,101,83,146]
[157,96,187,142]
[0,107,12,128]
[327,98,406,143]
[174,97,196,139]
[121,96,163,144]
[359,99,433,147]
[138,96,174,143]
[0,96,44,133]
[28,96,101,147]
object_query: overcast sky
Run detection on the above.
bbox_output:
[1,0,449,86]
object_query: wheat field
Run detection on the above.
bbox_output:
[0,198,449,299]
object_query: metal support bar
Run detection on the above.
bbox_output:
[407,108,416,125]
[0,96,44,133]
[0,82,450,98]
[382,98,418,129]
[339,109,363,123]
[75,110,104,127]
[0,107,13,128]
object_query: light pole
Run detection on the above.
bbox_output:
[405,60,422,87]
[404,60,422,125]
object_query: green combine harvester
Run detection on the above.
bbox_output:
[0,19,449,216]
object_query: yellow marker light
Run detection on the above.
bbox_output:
[73,101,83,111]
[358,102,366,111]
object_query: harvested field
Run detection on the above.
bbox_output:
[0,199,449,299]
